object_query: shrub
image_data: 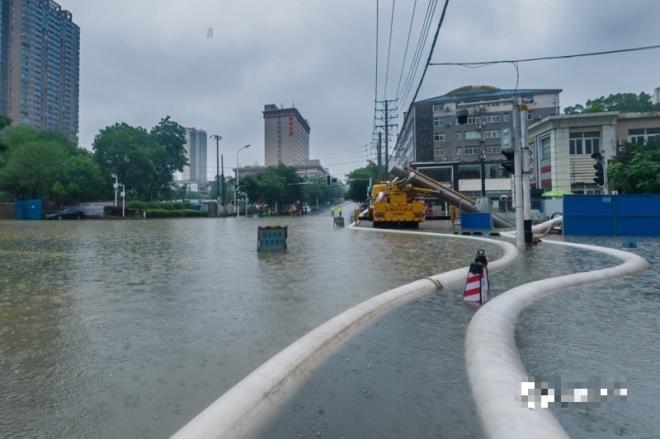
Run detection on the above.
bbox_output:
[144,209,208,218]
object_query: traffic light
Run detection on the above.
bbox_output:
[501,149,515,174]
[593,161,604,186]
[591,152,604,186]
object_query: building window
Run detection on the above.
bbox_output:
[628,127,660,145]
[434,133,445,142]
[484,130,501,139]
[467,116,481,125]
[527,112,534,120]
[503,114,509,122]
[540,136,551,160]
[434,119,440,127]
[569,131,599,155]
[433,104,441,112]
[456,132,465,141]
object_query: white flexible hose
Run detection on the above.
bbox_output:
[172,226,518,439]
[466,219,650,439]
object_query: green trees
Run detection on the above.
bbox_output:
[345,162,379,202]
[608,140,660,194]
[237,165,307,209]
[565,92,660,114]
[92,117,187,200]
[0,127,101,202]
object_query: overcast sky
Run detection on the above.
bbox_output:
[63,0,660,179]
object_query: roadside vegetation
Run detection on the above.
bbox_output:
[0,116,188,204]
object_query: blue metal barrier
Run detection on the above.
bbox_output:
[15,199,43,220]
[461,212,492,231]
[564,195,660,236]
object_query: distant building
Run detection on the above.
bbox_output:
[654,87,660,105]
[528,111,660,195]
[0,0,80,140]
[391,85,562,168]
[235,160,329,180]
[263,104,310,166]
[295,159,329,178]
[0,0,9,116]
[180,128,208,183]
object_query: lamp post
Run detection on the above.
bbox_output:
[119,183,126,218]
[479,149,487,197]
[111,173,119,207]
[234,144,251,218]
[211,134,223,216]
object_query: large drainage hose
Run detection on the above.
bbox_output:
[466,220,650,439]
[172,226,518,439]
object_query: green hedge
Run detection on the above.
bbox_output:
[129,201,194,211]
[144,209,208,218]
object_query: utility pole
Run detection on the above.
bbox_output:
[375,98,398,179]
[221,153,226,211]
[211,134,222,217]
[513,100,525,247]
[519,106,531,221]
[377,132,383,181]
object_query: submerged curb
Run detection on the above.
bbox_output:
[172,224,517,438]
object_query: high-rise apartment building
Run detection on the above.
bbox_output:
[263,104,310,166]
[0,1,8,115]
[179,127,208,183]
[654,87,660,105]
[0,0,80,140]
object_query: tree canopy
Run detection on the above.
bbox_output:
[239,165,303,208]
[345,162,379,202]
[608,140,660,194]
[564,92,660,114]
[0,126,102,202]
[93,118,187,200]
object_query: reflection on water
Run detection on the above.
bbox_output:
[0,217,497,438]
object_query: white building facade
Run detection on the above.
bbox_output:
[179,128,208,183]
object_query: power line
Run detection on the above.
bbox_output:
[398,0,437,107]
[429,43,660,66]
[398,0,450,146]
[382,0,396,99]
[395,0,418,99]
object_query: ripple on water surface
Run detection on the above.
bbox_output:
[0,217,498,438]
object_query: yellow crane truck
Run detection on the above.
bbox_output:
[369,179,429,228]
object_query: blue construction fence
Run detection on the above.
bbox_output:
[461,212,492,231]
[15,199,43,220]
[563,194,660,236]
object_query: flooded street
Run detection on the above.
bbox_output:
[0,217,498,438]
[2,217,657,438]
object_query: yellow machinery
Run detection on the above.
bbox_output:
[370,179,428,228]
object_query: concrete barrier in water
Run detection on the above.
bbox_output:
[466,220,650,439]
[172,226,518,439]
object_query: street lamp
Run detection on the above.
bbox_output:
[210,134,223,217]
[111,173,119,207]
[118,183,126,218]
[479,149,487,197]
[235,144,251,217]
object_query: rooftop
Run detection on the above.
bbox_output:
[419,85,562,104]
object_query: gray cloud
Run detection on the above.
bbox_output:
[63,0,660,178]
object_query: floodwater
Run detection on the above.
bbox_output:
[0,216,499,438]
[261,231,620,438]
[518,237,660,438]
